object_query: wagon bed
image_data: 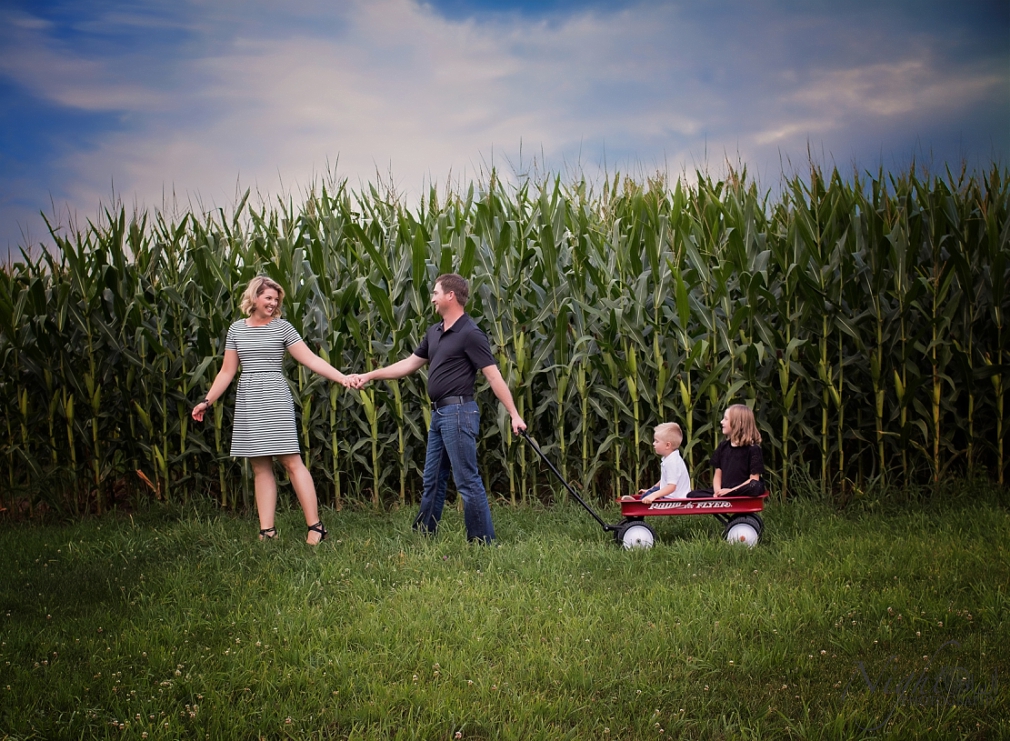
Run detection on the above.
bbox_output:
[613,491,769,548]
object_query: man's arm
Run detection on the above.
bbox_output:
[481,364,527,434]
[353,354,427,387]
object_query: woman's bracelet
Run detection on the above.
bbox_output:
[201,398,212,407]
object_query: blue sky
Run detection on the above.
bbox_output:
[1,0,1007,255]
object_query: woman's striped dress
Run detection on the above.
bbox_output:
[226,318,303,457]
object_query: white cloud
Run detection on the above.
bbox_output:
[787,57,1005,120]
[0,0,1007,252]
[57,0,710,216]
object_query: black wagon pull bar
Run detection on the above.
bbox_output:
[519,430,617,533]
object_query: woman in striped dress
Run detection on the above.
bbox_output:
[191,276,352,544]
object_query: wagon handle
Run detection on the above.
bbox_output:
[519,430,615,532]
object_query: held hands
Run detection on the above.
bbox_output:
[344,373,370,390]
[510,413,527,436]
[333,371,369,389]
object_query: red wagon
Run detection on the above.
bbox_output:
[521,431,768,550]
[614,492,768,549]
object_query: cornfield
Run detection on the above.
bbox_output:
[1,164,1008,515]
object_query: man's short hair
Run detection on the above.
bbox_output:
[436,273,469,306]
[654,422,683,449]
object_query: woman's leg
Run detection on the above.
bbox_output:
[251,456,278,535]
[278,454,323,544]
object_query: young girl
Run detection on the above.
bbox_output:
[689,404,765,498]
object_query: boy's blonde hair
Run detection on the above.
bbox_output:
[654,422,683,450]
[240,276,285,317]
[726,404,762,446]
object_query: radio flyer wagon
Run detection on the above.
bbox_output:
[614,492,768,549]
[520,431,768,549]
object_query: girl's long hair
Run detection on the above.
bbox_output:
[726,404,761,446]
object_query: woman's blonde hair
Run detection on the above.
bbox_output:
[726,404,761,446]
[654,422,683,449]
[240,276,285,317]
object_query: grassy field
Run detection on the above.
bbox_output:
[1,490,1007,740]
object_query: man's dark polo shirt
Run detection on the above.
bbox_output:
[414,313,496,402]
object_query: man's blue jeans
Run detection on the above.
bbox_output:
[414,400,495,543]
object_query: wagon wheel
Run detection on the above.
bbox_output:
[616,521,656,550]
[723,515,760,547]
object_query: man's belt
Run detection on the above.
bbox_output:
[432,395,474,410]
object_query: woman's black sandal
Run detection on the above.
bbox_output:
[307,521,328,544]
[259,527,277,540]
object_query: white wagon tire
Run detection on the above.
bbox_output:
[618,522,656,550]
[724,517,760,547]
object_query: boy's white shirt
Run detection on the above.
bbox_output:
[658,449,692,499]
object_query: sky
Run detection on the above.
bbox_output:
[1,0,1007,255]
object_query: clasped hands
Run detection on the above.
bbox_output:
[340,372,370,390]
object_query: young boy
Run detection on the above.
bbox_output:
[623,422,692,503]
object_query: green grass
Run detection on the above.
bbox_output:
[1,493,1007,740]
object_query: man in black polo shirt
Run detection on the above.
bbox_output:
[351,273,526,543]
